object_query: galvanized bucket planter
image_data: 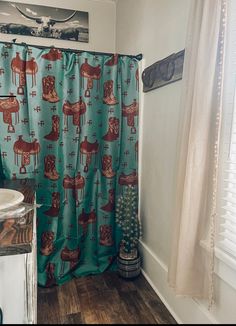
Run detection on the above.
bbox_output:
[117,249,141,279]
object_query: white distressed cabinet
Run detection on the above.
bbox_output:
[0,206,37,324]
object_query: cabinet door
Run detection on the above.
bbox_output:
[0,254,27,324]
[25,222,37,324]
[0,206,37,324]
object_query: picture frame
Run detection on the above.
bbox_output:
[0,1,89,43]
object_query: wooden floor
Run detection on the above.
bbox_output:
[37,272,176,324]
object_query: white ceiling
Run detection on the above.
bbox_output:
[87,0,118,5]
[90,0,117,2]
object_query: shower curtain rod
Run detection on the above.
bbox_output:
[0,40,143,61]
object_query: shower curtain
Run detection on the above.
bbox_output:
[0,42,139,286]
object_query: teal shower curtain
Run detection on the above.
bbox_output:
[0,150,4,181]
[0,42,139,286]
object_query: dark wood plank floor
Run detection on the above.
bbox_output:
[37,272,177,324]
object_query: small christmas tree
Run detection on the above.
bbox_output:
[116,185,142,258]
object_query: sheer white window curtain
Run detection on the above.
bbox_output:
[168,0,227,304]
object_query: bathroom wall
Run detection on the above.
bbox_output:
[116,0,236,324]
[0,0,116,52]
[117,0,190,267]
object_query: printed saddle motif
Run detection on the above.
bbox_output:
[13,136,40,174]
[122,99,139,134]
[63,97,86,133]
[11,52,38,94]
[119,171,138,186]
[63,173,85,204]
[0,95,19,133]
[80,137,99,172]
[78,208,97,234]
[80,58,101,80]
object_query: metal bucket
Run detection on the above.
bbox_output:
[117,254,141,279]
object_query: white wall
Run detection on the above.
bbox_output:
[116,0,236,324]
[0,0,116,52]
[117,0,190,271]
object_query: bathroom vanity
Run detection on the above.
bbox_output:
[0,180,37,324]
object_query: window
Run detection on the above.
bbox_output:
[218,94,236,259]
[216,0,236,279]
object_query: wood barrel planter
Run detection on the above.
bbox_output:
[117,250,141,279]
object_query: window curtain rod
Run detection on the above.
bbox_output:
[0,40,143,61]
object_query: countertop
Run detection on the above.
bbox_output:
[0,179,35,256]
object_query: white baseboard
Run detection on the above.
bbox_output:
[139,240,218,325]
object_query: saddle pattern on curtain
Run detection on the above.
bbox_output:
[0,43,139,286]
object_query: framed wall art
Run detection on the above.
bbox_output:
[0,1,89,43]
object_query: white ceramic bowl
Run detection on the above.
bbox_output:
[0,189,24,210]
